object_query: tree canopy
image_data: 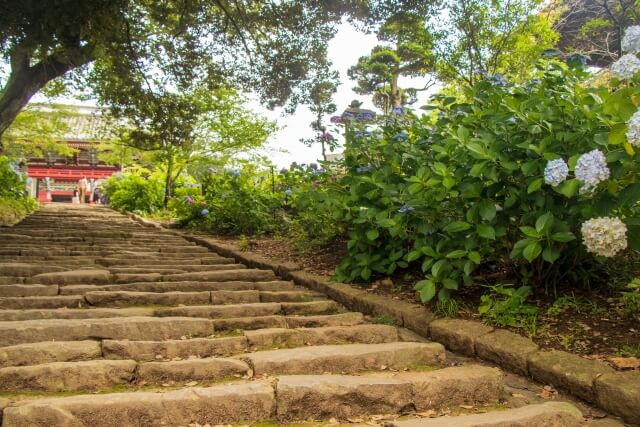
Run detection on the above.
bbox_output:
[0,0,433,148]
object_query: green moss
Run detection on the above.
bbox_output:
[371,315,396,326]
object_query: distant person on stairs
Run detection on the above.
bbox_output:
[78,176,89,203]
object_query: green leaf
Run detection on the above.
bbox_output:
[519,226,540,238]
[479,201,496,221]
[523,242,542,262]
[446,249,468,259]
[535,212,554,233]
[360,267,371,281]
[376,218,395,228]
[414,279,429,290]
[619,183,640,206]
[442,278,459,290]
[554,179,580,198]
[431,259,448,278]
[444,221,471,233]
[419,281,437,302]
[608,123,628,145]
[408,182,423,194]
[406,250,422,262]
[477,224,496,240]
[542,246,561,263]
[468,251,481,264]
[527,178,543,194]
[627,225,640,251]
[366,229,379,241]
[463,260,475,276]
[521,160,538,176]
[551,231,576,242]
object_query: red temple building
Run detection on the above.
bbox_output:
[23,105,120,203]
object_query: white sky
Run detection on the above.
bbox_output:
[31,22,438,167]
[255,22,438,167]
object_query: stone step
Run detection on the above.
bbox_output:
[137,357,250,384]
[97,256,236,266]
[389,402,583,427]
[0,316,214,346]
[156,301,340,319]
[85,291,212,307]
[243,341,445,375]
[276,365,503,421]
[58,280,295,295]
[0,359,137,392]
[0,341,102,368]
[0,284,59,297]
[0,295,84,309]
[162,269,276,282]
[107,264,244,272]
[212,312,366,331]
[0,307,155,321]
[98,324,398,362]
[2,381,275,426]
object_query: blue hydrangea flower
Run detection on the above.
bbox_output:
[393,132,408,141]
[506,116,517,124]
[329,115,343,123]
[200,209,209,215]
[356,111,374,121]
[229,169,241,177]
[354,130,371,138]
[356,166,372,173]
[544,159,569,187]
[391,107,405,115]
[184,196,194,204]
[285,188,293,196]
[398,204,415,213]
[418,138,433,145]
[341,111,355,121]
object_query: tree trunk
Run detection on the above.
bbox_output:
[0,43,93,147]
[164,155,174,207]
[390,73,401,109]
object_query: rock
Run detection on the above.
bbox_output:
[475,329,539,375]
[27,269,111,285]
[595,370,640,423]
[2,381,276,426]
[102,336,248,361]
[0,360,136,392]
[528,350,614,403]
[137,357,250,383]
[429,319,493,356]
[0,340,102,368]
[391,402,584,426]
[244,342,445,375]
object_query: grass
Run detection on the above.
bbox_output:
[617,344,640,358]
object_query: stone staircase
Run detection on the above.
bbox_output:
[0,204,590,426]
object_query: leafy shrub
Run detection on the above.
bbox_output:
[173,165,283,235]
[102,168,164,214]
[281,164,345,251]
[0,155,38,225]
[331,60,640,302]
[621,278,640,319]
[479,284,538,335]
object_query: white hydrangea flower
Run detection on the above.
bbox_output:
[627,110,640,147]
[611,54,640,79]
[544,159,569,187]
[581,217,627,257]
[622,26,640,53]
[574,149,610,194]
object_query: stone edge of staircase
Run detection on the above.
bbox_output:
[127,211,639,424]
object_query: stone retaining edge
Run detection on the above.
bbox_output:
[126,211,639,423]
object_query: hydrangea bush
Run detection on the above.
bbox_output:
[331,58,640,301]
[171,165,283,235]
